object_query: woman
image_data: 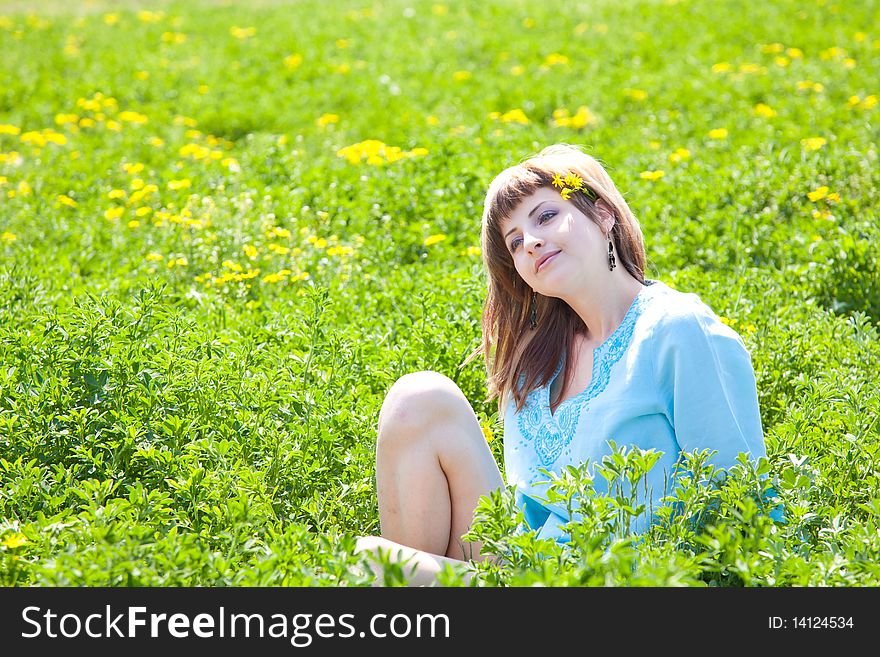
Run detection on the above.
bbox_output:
[355,143,768,584]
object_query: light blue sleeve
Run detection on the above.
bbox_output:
[652,302,767,473]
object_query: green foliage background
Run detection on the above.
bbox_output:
[1,0,878,585]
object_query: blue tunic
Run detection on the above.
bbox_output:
[503,279,769,540]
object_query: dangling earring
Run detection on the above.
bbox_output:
[529,291,537,329]
[607,236,616,271]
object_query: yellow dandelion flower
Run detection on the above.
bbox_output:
[786,47,803,59]
[222,260,243,272]
[754,103,777,118]
[566,106,597,129]
[623,88,648,101]
[57,194,78,207]
[544,53,569,66]
[708,128,728,139]
[44,130,67,145]
[146,253,164,262]
[17,181,31,196]
[230,26,256,40]
[551,173,564,188]
[104,207,124,220]
[317,113,340,127]
[668,148,690,162]
[739,63,767,74]
[127,220,140,228]
[137,10,164,23]
[54,113,79,125]
[465,246,481,257]
[801,137,827,151]
[424,234,447,246]
[499,109,529,124]
[135,207,152,217]
[262,271,289,284]
[510,65,525,76]
[760,43,784,54]
[711,62,733,73]
[79,118,95,128]
[20,131,46,147]
[0,124,21,135]
[560,187,573,200]
[481,423,494,443]
[826,192,840,202]
[198,85,209,94]
[848,95,862,108]
[820,47,846,60]
[432,4,449,15]
[774,56,790,67]
[168,179,191,190]
[797,80,824,93]
[104,13,120,25]
[862,95,877,109]
[640,170,665,181]
[453,70,472,81]
[1,534,27,548]
[807,186,829,202]
[243,244,258,258]
[563,173,583,189]
[284,53,303,70]
[1,231,16,242]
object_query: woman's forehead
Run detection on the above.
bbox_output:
[500,187,559,227]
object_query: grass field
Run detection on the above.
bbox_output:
[1,0,879,585]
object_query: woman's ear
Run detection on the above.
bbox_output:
[594,198,617,233]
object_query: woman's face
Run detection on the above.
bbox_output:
[500,186,613,299]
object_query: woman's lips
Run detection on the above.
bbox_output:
[536,250,560,273]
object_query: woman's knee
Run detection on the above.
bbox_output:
[377,370,472,444]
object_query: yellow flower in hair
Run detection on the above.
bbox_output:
[563,172,583,190]
[552,171,598,201]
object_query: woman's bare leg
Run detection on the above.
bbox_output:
[356,370,503,584]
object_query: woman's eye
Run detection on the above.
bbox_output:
[539,210,556,223]
[510,238,522,252]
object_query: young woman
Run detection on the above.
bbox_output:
[355,143,769,584]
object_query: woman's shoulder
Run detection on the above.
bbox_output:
[641,279,744,345]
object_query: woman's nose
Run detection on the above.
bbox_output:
[524,232,543,252]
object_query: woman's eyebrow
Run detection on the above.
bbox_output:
[504,201,548,239]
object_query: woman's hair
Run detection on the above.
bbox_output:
[463,143,647,416]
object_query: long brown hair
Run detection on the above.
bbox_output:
[462,144,647,416]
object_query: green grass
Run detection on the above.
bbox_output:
[1,0,879,585]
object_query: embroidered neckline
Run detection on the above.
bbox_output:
[515,282,655,467]
[548,283,650,415]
